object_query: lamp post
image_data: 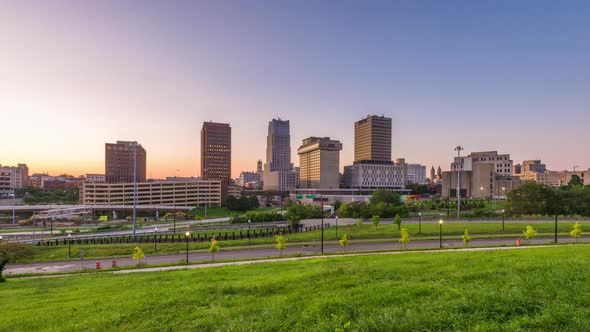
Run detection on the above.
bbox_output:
[454,146,464,219]
[132,142,138,241]
[68,233,72,258]
[335,216,338,238]
[154,227,158,253]
[321,194,324,254]
[185,231,190,263]
[554,189,559,243]
[501,210,505,232]
[248,219,251,245]
[418,212,422,234]
[439,219,444,248]
[12,190,16,225]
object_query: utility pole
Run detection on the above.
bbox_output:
[454,146,464,219]
[132,142,138,241]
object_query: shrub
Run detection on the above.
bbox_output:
[0,243,35,263]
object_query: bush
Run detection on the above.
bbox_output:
[0,243,35,263]
[230,211,285,224]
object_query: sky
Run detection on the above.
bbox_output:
[1,0,589,178]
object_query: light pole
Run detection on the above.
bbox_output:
[321,193,324,254]
[335,216,338,238]
[154,227,158,253]
[418,212,422,234]
[439,219,444,248]
[554,189,559,243]
[454,146,463,219]
[248,219,251,245]
[501,209,505,232]
[68,233,72,258]
[185,231,190,263]
[12,190,16,225]
[132,142,138,241]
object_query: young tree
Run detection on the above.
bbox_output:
[461,229,471,247]
[0,243,35,263]
[339,233,349,252]
[399,228,410,249]
[393,214,402,230]
[275,235,287,257]
[132,247,144,265]
[209,236,220,261]
[523,225,537,244]
[570,222,583,243]
[356,219,364,230]
[371,215,381,230]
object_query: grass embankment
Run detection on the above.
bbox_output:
[21,221,589,262]
[2,246,590,331]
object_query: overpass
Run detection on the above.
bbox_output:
[0,204,195,214]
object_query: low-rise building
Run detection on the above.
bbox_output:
[0,164,29,193]
[80,180,221,207]
[406,163,427,184]
[85,174,105,182]
[442,162,521,199]
[561,169,590,186]
[343,159,407,190]
[238,172,260,188]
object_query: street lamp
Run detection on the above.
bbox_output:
[553,190,559,243]
[132,142,138,241]
[454,146,464,219]
[321,194,324,254]
[68,233,72,258]
[418,212,422,234]
[12,190,17,225]
[185,231,190,263]
[501,209,505,232]
[335,216,338,238]
[248,219,251,245]
[154,227,158,252]
[439,219,444,248]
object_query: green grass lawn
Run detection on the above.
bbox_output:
[3,246,590,331]
[21,221,590,262]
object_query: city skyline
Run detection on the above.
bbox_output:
[2,1,590,178]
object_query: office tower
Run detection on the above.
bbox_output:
[354,115,392,164]
[105,141,146,183]
[297,137,343,189]
[263,119,298,191]
[201,122,231,198]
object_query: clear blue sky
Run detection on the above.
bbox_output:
[1,0,589,177]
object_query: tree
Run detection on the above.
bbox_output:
[399,228,410,249]
[275,235,287,257]
[209,236,220,261]
[371,215,381,230]
[0,243,35,263]
[0,258,8,282]
[393,214,402,230]
[132,247,144,265]
[339,233,349,252]
[523,225,537,244]
[570,222,583,243]
[461,229,471,247]
[370,189,401,206]
[568,175,584,187]
[406,183,428,195]
[356,219,364,230]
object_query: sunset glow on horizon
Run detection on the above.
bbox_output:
[2,1,590,178]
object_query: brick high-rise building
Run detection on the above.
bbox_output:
[201,122,231,198]
[105,141,146,183]
[354,115,392,164]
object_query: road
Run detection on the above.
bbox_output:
[6,235,590,275]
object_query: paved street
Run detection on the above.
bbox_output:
[6,235,590,275]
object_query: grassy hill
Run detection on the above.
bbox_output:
[2,245,590,331]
